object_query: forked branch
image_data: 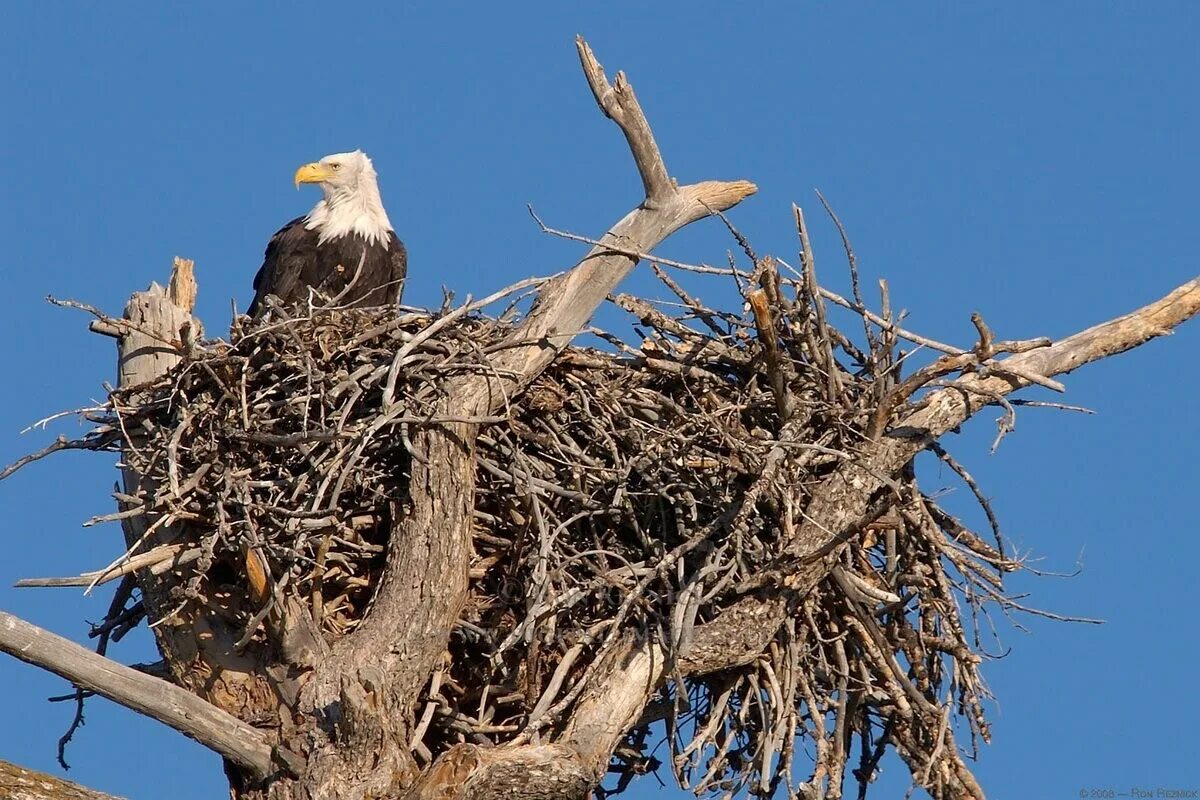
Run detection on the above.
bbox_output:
[391,38,755,800]
[454,37,756,416]
[576,37,672,201]
[298,36,756,798]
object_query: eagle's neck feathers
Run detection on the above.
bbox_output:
[305,174,393,247]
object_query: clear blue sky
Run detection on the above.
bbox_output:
[2,3,1197,798]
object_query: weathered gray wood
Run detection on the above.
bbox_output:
[114,271,202,685]
[0,760,125,800]
[679,275,1200,677]
[291,37,757,800]
[0,611,274,778]
[366,40,764,800]
[113,266,288,755]
[401,275,1200,800]
[457,39,756,418]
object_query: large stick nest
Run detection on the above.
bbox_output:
[36,252,1034,799]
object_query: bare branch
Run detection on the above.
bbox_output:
[575,36,672,202]
[0,611,276,779]
[815,283,964,355]
[454,43,754,417]
[461,169,753,417]
[301,36,757,797]
[15,544,200,589]
[885,277,1199,467]
[0,434,114,483]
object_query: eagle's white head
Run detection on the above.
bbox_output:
[295,150,394,246]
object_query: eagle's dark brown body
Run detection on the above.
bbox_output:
[249,216,407,317]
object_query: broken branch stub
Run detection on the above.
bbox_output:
[455,37,756,416]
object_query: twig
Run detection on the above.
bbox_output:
[0,434,116,482]
[526,206,748,278]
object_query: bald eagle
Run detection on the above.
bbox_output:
[249,150,407,317]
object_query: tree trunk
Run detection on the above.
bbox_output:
[96,39,759,800]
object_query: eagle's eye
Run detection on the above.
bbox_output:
[330,163,341,171]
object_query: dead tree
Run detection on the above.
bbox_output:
[2,37,1198,800]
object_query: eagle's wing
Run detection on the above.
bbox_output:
[248,216,310,317]
[388,232,409,306]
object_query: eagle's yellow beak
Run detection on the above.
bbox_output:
[294,162,333,189]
